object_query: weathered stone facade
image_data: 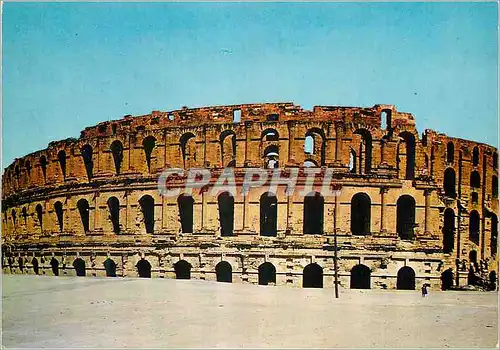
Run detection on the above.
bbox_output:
[2,102,498,290]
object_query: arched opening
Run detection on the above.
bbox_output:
[263,145,279,169]
[107,197,120,234]
[73,258,86,277]
[472,147,479,166]
[350,264,371,289]
[174,260,191,279]
[381,110,392,130]
[443,208,455,254]
[220,130,236,167]
[492,176,498,198]
[103,258,117,277]
[77,199,90,233]
[303,160,318,168]
[304,135,314,154]
[218,192,234,237]
[178,194,194,233]
[493,152,498,169]
[303,263,323,288]
[303,192,324,234]
[469,250,478,264]
[348,148,357,173]
[54,201,64,232]
[261,129,279,142]
[397,195,416,240]
[25,160,32,178]
[399,132,416,180]
[350,193,371,235]
[142,136,156,173]
[21,207,28,225]
[40,156,48,182]
[489,271,497,290]
[58,150,67,179]
[81,144,93,180]
[216,261,232,283]
[469,210,480,243]
[441,269,454,290]
[470,171,481,188]
[36,204,43,230]
[180,133,196,169]
[260,192,277,237]
[50,257,59,276]
[446,142,454,164]
[139,195,154,234]
[443,168,456,198]
[491,214,498,257]
[232,109,241,123]
[258,262,276,286]
[397,266,416,290]
[304,129,326,165]
[136,259,151,278]
[354,129,373,174]
[32,257,39,275]
[110,140,124,175]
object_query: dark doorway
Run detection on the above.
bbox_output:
[218,192,234,236]
[351,193,371,235]
[107,197,120,234]
[446,142,454,163]
[469,211,480,243]
[260,192,277,237]
[110,140,124,175]
[32,257,39,275]
[73,258,86,277]
[143,136,156,173]
[443,168,456,198]
[50,257,59,276]
[470,171,481,188]
[303,192,324,234]
[397,266,416,290]
[469,250,477,264]
[489,271,497,290]
[258,262,276,285]
[36,204,43,231]
[443,208,455,254]
[54,201,64,232]
[139,195,154,233]
[441,269,454,290]
[397,195,416,240]
[303,263,323,288]
[216,261,232,283]
[174,260,192,279]
[77,199,90,233]
[104,258,117,277]
[81,144,93,180]
[350,264,371,289]
[136,259,151,278]
[472,147,479,166]
[178,194,194,233]
[58,150,67,179]
[399,132,416,180]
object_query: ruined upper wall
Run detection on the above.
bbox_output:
[2,102,497,201]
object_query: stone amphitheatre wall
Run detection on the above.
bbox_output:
[2,102,498,290]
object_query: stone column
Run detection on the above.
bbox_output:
[243,193,250,230]
[380,187,388,233]
[286,194,293,233]
[125,191,131,232]
[424,189,431,234]
[334,122,343,162]
[93,192,101,231]
[201,188,207,231]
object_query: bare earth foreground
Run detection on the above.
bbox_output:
[2,275,498,348]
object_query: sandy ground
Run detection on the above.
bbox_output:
[2,275,498,348]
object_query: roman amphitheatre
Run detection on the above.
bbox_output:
[2,102,498,291]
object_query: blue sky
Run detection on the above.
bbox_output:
[2,2,498,168]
